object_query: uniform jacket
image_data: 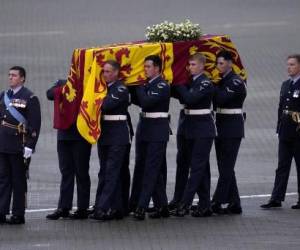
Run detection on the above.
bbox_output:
[0,86,41,153]
[136,76,170,142]
[175,73,216,139]
[214,71,247,138]
[277,78,300,139]
[98,80,131,146]
[46,80,82,141]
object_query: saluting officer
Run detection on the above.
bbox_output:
[211,50,247,215]
[90,60,132,220]
[172,53,216,217]
[132,55,170,220]
[46,80,92,220]
[261,54,300,209]
[0,66,41,224]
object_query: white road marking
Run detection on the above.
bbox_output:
[0,30,65,37]
[25,192,297,213]
[209,21,289,29]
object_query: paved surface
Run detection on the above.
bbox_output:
[1,0,300,249]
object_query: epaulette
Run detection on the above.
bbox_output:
[201,80,211,86]
[157,82,167,89]
[118,86,127,92]
[232,78,243,86]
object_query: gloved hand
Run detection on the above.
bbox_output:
[23,147,33,159]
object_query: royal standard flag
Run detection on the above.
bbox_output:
[55,35,246,143]
[76,42,173,143]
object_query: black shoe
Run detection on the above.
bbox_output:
[173,204,189,217]
[291,202,300,209]
[168,201,178,211]
[149,206,170,219]
[191,207,212,217]
[7,215,25,225]
[146,206,156,213]
[227,203,242,214]
[46,209,70,220]
[260,200,282,209]
[133,207,145,220]
[0,214,6,224]
[190,205,198,211]
[69,209,88,219]
[211,202,226,214]
[106,209,124,220]
[89,209,107,221]
[87,206,95,215]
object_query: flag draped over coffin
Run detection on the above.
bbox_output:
[54,34,247,144]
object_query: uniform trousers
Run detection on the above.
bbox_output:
[213,138,242,204]
[137,141,168,209]
[95,144,128,212]
[0,152,26,216]
[180,138,213,208]
[271,138,300,201]
[57,139,91,210]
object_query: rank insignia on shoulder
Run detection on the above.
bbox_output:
[118,86,126,92]
[157,82,167,88]
[201,80,210,86]
[111,94,119,99]
[233,79,242,86]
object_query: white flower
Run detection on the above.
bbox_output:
[145,19,202,42]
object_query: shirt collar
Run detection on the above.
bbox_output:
[107,81,116,88]
[192,73,204,81]
[291,74,300,84]
[149,75,160,84]
[222,69,232,78]
[11,85,23,94]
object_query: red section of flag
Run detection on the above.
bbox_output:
[172,35,245,85]
[53,49,86,129]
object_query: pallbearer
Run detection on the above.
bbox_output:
[172,53,215,217]
[211,50,247,214]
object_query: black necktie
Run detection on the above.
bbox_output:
[7,89,13,98]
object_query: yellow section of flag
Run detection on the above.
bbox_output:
[77,57,107,144]
[77,42,173,144]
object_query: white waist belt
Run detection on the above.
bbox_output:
[184,109,211,115]
[216,108,243,114]
[141,112,169,118]
[102,115,127,121]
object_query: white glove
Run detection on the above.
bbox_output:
[23,147,33,159]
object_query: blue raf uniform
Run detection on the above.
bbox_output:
[132,75,170,219]
[93,80,131,219]
[46,80,92,219]
[212,70,246,213]
[173,73,215,216]
[0,86,41,222]
[269,77,300,203]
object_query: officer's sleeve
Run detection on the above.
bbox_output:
[46,86,55,100]
[176,81,214,105]
[46,80,67,101]
[215,78,246,105]
[25,95,42,151]
[276,83,285,134]
[136,83,169,109]
[102,86,129,111]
